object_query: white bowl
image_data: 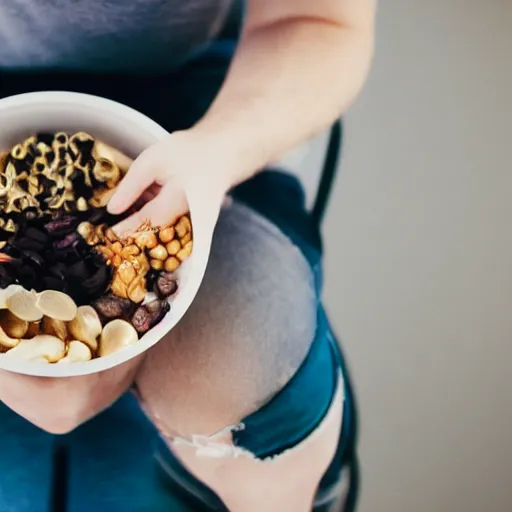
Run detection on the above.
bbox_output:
[0,92,213,377]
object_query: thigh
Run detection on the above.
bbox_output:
[0,402,54,512]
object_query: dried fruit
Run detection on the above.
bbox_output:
[154,273,178,298]
[99,319,138,357]
[92,294,134,321]
[132,299,169,335]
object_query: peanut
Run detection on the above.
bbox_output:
[180,233,191,245]
[149,244,168,261]
[177,241,193,262]
[150,259,164,270]
[159,226,175,243]
[164,256,180,272]
[135,231,158,250]
[165,240,181,256]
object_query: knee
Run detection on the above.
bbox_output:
[136,202,318,437]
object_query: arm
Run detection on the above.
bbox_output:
[195,0,377,185]
[108,0,376,232]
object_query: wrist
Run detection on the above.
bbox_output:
[189,119,268,188]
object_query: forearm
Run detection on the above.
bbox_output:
[193,11,375,186]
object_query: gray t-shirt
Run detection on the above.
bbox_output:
[0,0,234,71]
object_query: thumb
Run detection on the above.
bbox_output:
[107,147,158,215]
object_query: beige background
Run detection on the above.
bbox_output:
[284,1,512,511]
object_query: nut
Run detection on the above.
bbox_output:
[118,262,137,284]
[165,240,181,256]
[41,317,67,341]
[148,244,168,261]
[36,290,77,322]
[135,231,158,250]
[0,325,20,348]
[0,310,28,338]
[127,275,146,303]
[158,227,175,244]
[99,319,138,357]
[111,241,123,255]
[6,289,43,322]
[68,306,102,350]
[180,233,192,245]
[92,294,134,321]
[57,340,92,363]
[120,245,140,259]
[150,259,163,271]
[94,140,133,173]
[176,241,193,262]
[175,216,191,238]
[3,335,65,362]
[164,257,180,272]
[77,222,98,245]
[0,284,25,309]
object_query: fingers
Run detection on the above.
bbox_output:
[107,148,157,215]
[112,182,188,237]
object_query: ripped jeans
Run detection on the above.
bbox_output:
[0,171,356,512]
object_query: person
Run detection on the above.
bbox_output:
[0,1,376,510]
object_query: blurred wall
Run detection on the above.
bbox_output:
[322,1,512,511]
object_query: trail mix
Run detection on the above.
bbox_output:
[0,132,192,363]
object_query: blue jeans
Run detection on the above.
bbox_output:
[0,39,358,512]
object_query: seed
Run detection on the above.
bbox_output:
[165,240,181,256]
[112,255,122,267]
[149,244,167,261]
[164,256,180,272]
[158,227,175,243]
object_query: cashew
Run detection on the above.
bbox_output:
[0,325,20,348]
[148,244,168,261]
[0,310,28,338]
[36,290,77,322]
[6,289,43,322]
[99,319,138,357]
[158,227,175,244]
[3,335,65,363]
[0,284,25,309]
[57,341,92,364]
[67,306,102,351]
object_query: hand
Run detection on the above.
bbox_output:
[0,355,143,433]
[107,129,234,236]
